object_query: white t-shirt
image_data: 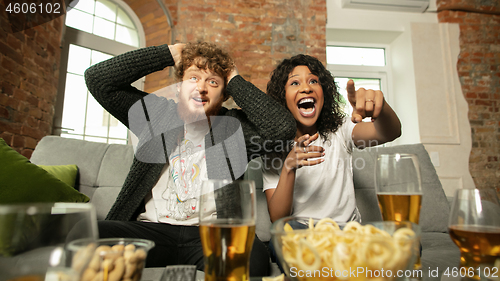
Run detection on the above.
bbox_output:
[138,122,215,225]
[262,118,361,223]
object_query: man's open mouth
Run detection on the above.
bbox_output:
[297,97,316,117]
[192,97,207,106]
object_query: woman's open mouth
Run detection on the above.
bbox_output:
[297,97,316,117]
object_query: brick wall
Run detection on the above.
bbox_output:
[123,0,174,93]
[168,0,326,92]
[0,2,63,158]
[0,0,326,157]
[437,0,500,190]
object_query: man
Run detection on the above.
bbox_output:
[84,42,296,276]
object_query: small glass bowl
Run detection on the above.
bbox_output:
[270,217,421,281]
[72,238,155,281]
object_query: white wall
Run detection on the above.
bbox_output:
[327,0,438,145]
[411,22,476,194]
[326,0,475,195]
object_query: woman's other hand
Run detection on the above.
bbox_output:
[283,133,324,172]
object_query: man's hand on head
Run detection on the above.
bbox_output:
[168,43,185,67]
[228,64,239,83]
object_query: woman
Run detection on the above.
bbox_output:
[262,54,401,224]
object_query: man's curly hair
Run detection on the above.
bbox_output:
[175,42,234,100]
[266,54,346,141]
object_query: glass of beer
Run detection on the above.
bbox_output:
[375,153,423,269]
[448,188,500,280]
[199,180,256,281]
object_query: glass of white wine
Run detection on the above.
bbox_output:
[198,180,256,281]
[448,188,500,280]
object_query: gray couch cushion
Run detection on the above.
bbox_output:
[96,144,134,187]
[31,136,134,219]
[91,186,123,220]
[421,232,461,280]
[31,136,109,191]
[354,189,383,222]
[352,144,450,233]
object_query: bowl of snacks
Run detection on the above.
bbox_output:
[70,238,155,281]
[270,217,421,281]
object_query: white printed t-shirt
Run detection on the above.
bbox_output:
[262,118,361,223]
[138,122,214,225]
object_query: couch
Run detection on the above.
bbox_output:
[30,135,460,280]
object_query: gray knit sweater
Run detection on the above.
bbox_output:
[84,44,295,221]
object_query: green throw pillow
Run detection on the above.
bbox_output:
[0,138,89,204]
[38,164,78,188]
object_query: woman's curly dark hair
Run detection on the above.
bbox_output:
[175,42,234,100]
[266,54,346,141]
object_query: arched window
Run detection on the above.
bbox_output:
[54,0,145,144]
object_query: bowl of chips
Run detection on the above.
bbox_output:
[270,217,421,281]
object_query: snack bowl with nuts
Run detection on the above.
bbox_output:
[70,238,155,281]
[270,217,421,281]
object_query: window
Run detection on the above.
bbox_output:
[326,45,391,118]
[61,45,129,144]
[66,0,139,47]
[327,46,385,66]
[54,0,145,144]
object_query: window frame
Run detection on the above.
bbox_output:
[326,42,393,106]
[53,0,146,143]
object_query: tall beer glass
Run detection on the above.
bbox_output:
[448,188,500,280]
[375,153,423,269]
[199,180,256,281]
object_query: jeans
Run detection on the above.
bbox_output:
[98,220,270,277]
